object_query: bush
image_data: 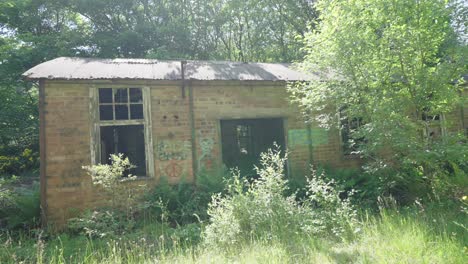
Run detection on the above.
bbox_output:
[309,166,381,207]
[203,146,359,247]
[145,167,229,225]
[0,177,40,230]
[362,135,468,206]
[302,169,359,238]
[82,153,147,219]
[0,148,39,176]
[67,209,135,238]
[67,154,149,238]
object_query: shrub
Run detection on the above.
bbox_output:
[145,167,229,225]
[302,169,359,238]
[82,154,147,218]
[0,148,39,176]
[68,154,147,237]
[67,209,134,238]
[203,146,359,247]
[0,177,40,230]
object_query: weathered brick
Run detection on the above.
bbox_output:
[42,80,467,228]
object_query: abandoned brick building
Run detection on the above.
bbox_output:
[23,57,468,226]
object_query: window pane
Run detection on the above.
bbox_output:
[99,88,113,103]
[114,88,128,103]
[100,125,146,176]
[99,105,113,120]
[130,88,143,103]
[130,104,143,119]
[115,105,129,120]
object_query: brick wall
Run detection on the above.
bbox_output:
[41,79,360,226]
[43,81,94,226]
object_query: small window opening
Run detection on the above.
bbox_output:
[421,107,443,140]
[340,108,365,155]
[421,107,440,121]
[221,118,286,177]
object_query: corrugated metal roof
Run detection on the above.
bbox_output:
[23,57,317,81]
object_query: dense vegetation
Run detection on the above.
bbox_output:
[289,0,468,205]
[0,0,467,263]
[1,148,467,263]
[0,0,317,175]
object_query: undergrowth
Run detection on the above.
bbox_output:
[0,147,466,263]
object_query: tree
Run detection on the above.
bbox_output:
[290,0,468,201]
[0,0,319,174]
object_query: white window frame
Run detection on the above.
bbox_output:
[89,85,154,178]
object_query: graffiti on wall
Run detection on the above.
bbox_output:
[156,140,191,161]
[288,128,328,147]
[155,139,191,178]
[198,137,214,170]
[163,160,183,178]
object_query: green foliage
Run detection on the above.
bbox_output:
[82,153,137,189]
[82,153,147,216]
[303,169,359,238]
[75,154,147,237]
[0,177,40,230]
[0,149,39,176]
[290,0,468,203]
[2,202,465,263]
[0,0,316,62]
[203,146,358,247]
[145,168,229,225]
[0,84,39,176]
[354,208,467,263]
[67,210,135,239]
[0,0,318,175]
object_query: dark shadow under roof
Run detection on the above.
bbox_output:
[23,57,318,81]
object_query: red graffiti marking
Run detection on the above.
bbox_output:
[205,159,212,170]
[164,160,182,178]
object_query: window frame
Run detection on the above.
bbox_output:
[89,85,154,178]
[421,108,447,139]
[339,107,365,156]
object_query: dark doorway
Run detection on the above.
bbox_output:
[220,118,286,176]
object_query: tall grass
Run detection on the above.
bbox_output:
[1,207,465,264]
[1,148,466,263]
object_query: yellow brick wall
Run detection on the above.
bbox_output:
[41,80,361,226]
[43,82,94,225]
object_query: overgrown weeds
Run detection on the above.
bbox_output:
[203,145,359,247]
[1,147,466,263]
[144,167,229,226]
[0,176,40,230]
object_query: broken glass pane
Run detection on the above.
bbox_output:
[114,88,128,103]
[100,125,146,176]
[130,88,143,103]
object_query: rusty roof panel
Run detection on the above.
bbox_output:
[23,57,316,81]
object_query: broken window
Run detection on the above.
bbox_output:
[340,108,365,155]
[421,107,445,140]
[100,125,146,176]
[94,87,152,177]
[220,118,286,176]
